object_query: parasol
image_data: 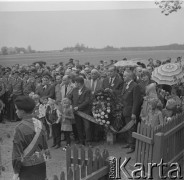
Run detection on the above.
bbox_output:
[151,63,184,85]
[114,60,138,67]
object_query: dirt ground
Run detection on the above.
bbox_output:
[0,121,135,180]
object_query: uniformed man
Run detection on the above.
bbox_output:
[9,71,23,121]
[22,71,36,96]
[0,76,5,123]
[12,96,50,180]
[2,69,12,120]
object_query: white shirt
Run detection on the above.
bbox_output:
[126,80,133,89]
[91,79,97,92]
[78,87,84,95]
[38,104,47,118]
[43,85,47,89]
[109,77,115,84]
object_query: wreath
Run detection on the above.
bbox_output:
[92,89,124,131]
[92,90,115,127]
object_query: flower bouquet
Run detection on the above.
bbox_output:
[92,89,117,128]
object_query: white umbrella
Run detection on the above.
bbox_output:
[114,60,138,67]
[152,63,184,85]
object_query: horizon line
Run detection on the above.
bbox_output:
[0,1,159,12]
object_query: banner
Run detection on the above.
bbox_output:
[76,111,135,134]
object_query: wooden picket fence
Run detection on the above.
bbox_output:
[133,112,184,179]
[49,145,110,180]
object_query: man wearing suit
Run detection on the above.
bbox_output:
[55,75,75,104]
[121,70,142,154]
[134,66,143,84]
[68,76,92,146]
[35,75,55,99]
[85,69,104,142]
[102,66,123,96]
[55,74,77,141]
[85,69,102,94]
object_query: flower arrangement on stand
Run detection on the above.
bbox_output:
[92,89,124,143]
[92,89,116,128]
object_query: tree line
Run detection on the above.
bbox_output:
[0,45,36,55]
[1,43,184,55]
[61,43,184,52]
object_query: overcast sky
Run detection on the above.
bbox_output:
[0,1,184,51]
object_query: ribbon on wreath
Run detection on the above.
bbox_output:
[76,111,135,134]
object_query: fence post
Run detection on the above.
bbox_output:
[0,145,1,177]
[152,132,164,180]
[106,131,116,145]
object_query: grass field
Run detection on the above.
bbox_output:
[0,50,184,67]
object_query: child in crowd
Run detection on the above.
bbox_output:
[45,98,61,148]
[38,96,49,135]
[60,98,74,151]
[31,94,40,118]
[147,98,164,128]
[38,96,48,120]
[162,98,178,123]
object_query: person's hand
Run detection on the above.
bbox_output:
[105,88,112,92]
[131,114,136,122]
[12,174,19,180]
[74,107,78,111]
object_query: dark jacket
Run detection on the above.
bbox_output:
[35,84,55,99]
[102,74,124,97]
[121,81,142,118]
[102,74,123,91]
[68,86,91,113]
[10,77,23,96]
[23,80,36,96]
[12,117,48,174]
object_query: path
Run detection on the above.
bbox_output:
[0,121,135,180]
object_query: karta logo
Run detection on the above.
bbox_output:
[108,156,183,179]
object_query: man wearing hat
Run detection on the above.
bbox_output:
[35,74,55,99]
[9,71,23,121]
[66,58,74,67]
[22,71,36,96]
[0,76,5,123]
[2,69,12,120]
[12,96,50,180]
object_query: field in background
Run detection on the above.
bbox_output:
[0,50,184,67]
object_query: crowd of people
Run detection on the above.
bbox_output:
[0,57,184,152]
[1,57,184,180]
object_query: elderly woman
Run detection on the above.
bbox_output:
[12,96,50,180]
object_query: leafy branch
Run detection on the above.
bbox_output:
[155,0,183,15]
